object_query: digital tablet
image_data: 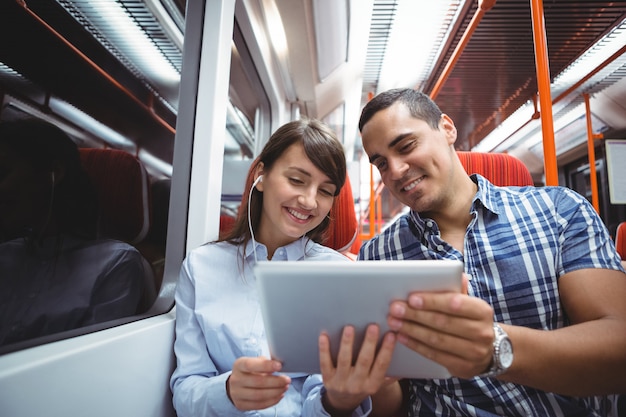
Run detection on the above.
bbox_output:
[254,259,464,378]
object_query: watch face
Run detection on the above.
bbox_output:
[500,339,514,368]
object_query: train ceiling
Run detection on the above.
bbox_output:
[1,0,625,173]
[0,0,184,164]
[361,0,626,154]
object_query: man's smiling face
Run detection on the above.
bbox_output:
[360,102,459,214]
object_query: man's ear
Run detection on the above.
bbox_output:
[441,114,457,146]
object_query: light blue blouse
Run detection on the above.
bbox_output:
[170,236,371,417]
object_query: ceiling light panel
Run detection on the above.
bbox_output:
[312,0,349,81]
[57,0,182,107]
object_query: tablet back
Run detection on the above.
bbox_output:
[254,259,463,378]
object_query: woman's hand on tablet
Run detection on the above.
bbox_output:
[226,356,291,411]
[318,324,397,414]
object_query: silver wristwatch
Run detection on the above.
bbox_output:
[480,323,513,378]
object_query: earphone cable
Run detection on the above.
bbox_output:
[248,177,260,264]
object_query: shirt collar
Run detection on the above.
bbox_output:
[243,236,312,264]
[471,174,500,215]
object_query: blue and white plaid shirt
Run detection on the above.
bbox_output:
[359,174,624,417]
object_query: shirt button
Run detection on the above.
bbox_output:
[436,244,444,251]
[426,221,434,228]
[249,337,257,345]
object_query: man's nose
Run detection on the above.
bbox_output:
[387,158,408,180]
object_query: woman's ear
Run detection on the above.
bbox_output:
[254,163,265,191]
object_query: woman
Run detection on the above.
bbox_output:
[170,119,396,416]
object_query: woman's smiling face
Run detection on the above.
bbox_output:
[255,141,337,253]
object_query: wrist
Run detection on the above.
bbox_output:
[321,392,355,417]
[479,323,514,378]
[225,375,234,405]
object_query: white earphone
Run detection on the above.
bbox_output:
[248,174,263,263]
[252,175,263,188]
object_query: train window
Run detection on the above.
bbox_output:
[564,146,626,234]
[0,0,276,354]
[0,0,183,353]
[568,159,605,205]
[605,140,626,205]
[322,102,346,145]
[219,17,272,220]
[229,20,271,157]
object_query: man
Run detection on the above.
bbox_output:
[359,88,626,416]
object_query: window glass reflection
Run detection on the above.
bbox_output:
[0,119,154,347]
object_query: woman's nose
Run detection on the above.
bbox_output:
[297,188,317,209]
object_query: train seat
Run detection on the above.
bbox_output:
[615,221,626,260]
[79,148,151,244]
[219,214,236,238]
[79,148,156,312]
[326,173,359,256]
[456,151,534,187]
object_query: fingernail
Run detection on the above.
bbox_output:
[390,303,405,316]
[409,294,423,308]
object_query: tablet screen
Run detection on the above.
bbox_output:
[255,259,463,378]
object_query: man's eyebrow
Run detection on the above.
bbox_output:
[368,133,412,164]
